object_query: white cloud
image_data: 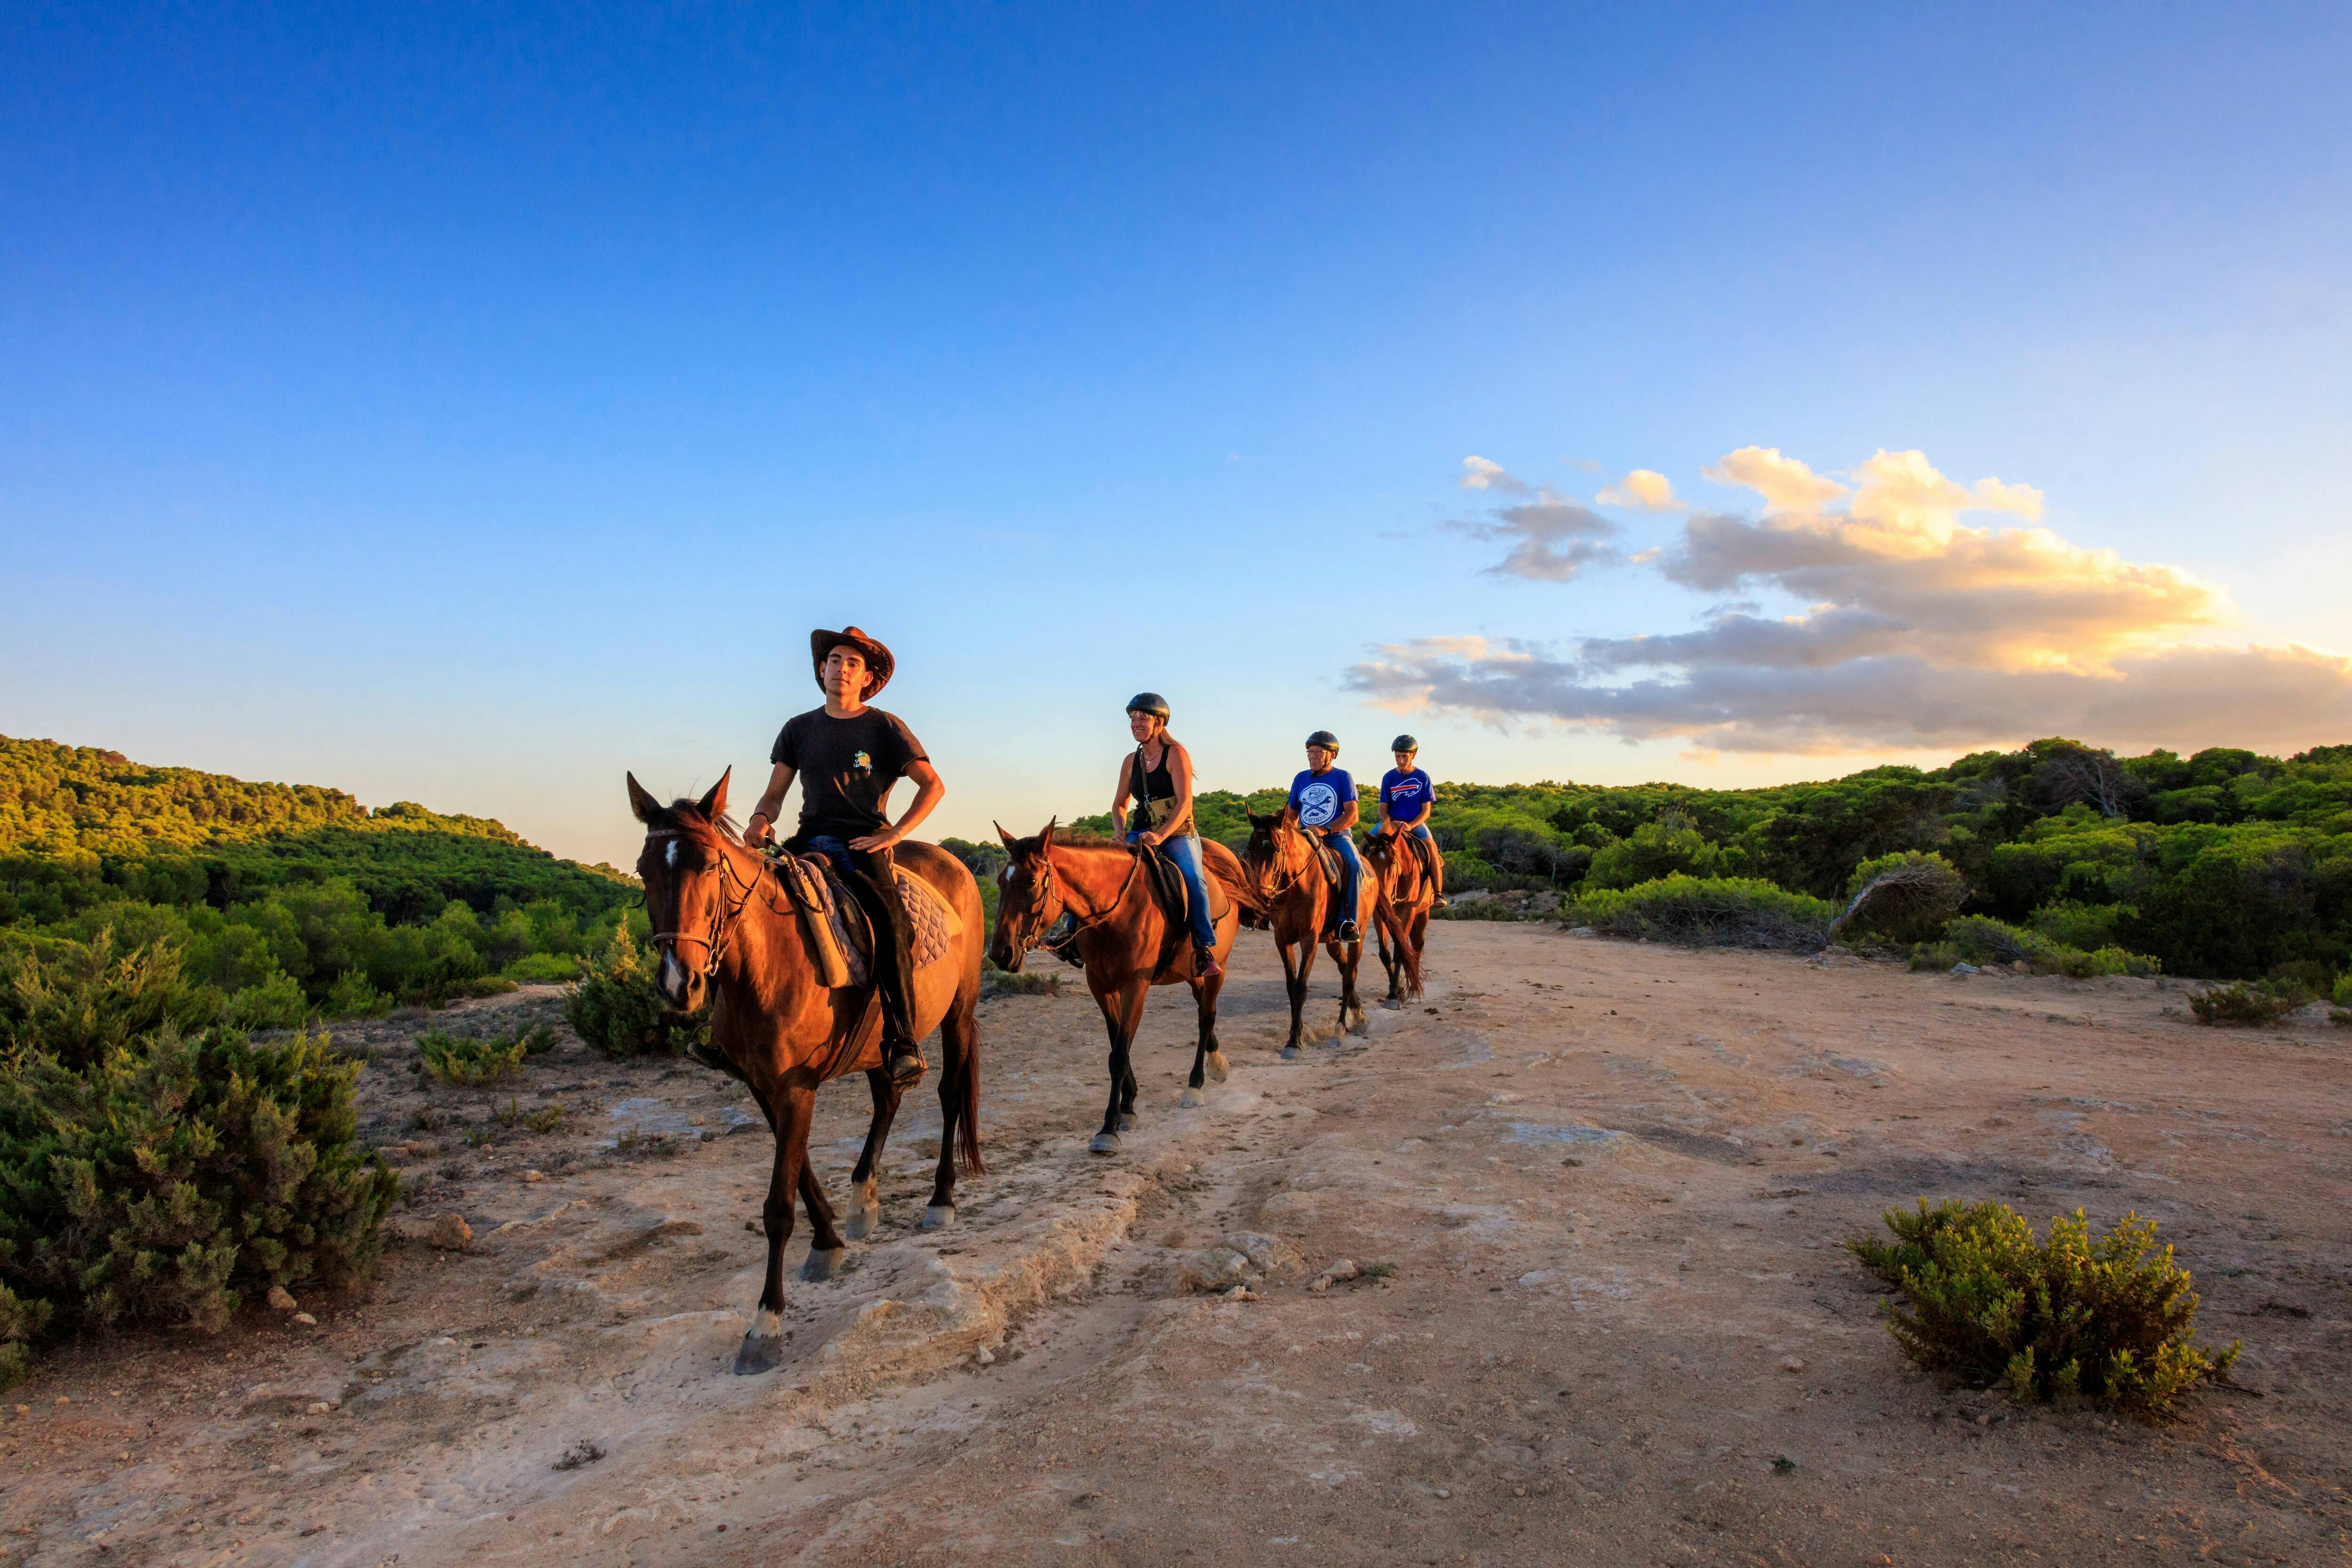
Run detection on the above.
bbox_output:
[1459,456,1530,494]
[1359,446,2348,758]
[1702,446,1848,511]
[1595,469,1685,512]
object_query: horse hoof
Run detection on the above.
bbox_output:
[1089,1132,1122,1155]
[1117,1111,1140,1132]
[733,1334,784,1376]
[1280,1045,1302,1061]
[801,1247,845,1282]
[1179,1086,1205,1108]
[1381,998,1402,1011]
[1205,1051,1230,1083]
[842,1204,882,1241]
[922,1204,956,1230]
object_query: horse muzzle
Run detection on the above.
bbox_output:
[655,945,701,1009]
[989,941,1024,973]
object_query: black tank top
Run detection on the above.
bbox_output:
[1129,745,1174,804]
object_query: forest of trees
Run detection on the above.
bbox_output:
[0,737,642,1024]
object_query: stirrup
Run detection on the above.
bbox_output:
[1337,919,1360,943]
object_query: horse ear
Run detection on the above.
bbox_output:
[995,820,1018,849]
[698,767,731,821]
[1039,816,1058,851]
[627,772,662,823]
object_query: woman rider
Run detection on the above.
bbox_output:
[1109,693,1223,981]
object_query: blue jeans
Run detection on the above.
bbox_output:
[1321,829,1362,927]
[1128,829,1217,948]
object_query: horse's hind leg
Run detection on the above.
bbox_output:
[1330,937,1369,1036]
[737,1087,814,1375]
[842,1068,900,1240]
[798,1160,848,1280]
[926,978,980,1228]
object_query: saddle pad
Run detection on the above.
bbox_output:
[776,854,961,992]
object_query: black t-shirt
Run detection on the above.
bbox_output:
[771,707,928,840]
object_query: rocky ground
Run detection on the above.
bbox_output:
[3,924,2350,1567]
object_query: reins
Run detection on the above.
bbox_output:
[1010,843,1145,956]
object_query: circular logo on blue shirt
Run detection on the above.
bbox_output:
[1295,780,1342,828]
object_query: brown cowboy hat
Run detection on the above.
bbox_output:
[810,625,894,699]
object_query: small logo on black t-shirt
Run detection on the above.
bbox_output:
[853,751,872,774]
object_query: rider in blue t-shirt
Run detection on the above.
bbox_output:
[1377,733,1446,904]
[1287,730,1362,942]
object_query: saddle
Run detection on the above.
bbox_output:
[768,852,961,991]
[1137,842,1229,980]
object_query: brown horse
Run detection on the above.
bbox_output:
[1360,829,1433,1005]
[988,821,1249,1154]
[1241,811,1395,1056]
[627,769,984,1376]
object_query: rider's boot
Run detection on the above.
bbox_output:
[885,1035,927,1090]
[1338,918,1360,943]
[1192,942,1222,980]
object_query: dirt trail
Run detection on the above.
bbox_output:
[5,925,2351,1567]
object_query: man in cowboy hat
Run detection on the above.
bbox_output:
[743,626,944,1088]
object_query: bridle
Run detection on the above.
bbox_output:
[1245,820,1310,904]
[643,828,768,980]
[1004,843,1144,957]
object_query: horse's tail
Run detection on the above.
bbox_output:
[1375,880,1423,998]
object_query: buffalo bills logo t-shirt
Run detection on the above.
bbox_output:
[1380,766,1432,825]
[1287,767,1356,830]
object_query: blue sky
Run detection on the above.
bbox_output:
[5,3,2348,866]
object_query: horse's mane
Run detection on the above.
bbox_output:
[656,798,746,848]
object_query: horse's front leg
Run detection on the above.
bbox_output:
[1180,963,1228,1106]
[1279,935,1312,1059]
[735,1085,815,1376]
[1089,979,1147,1154]
[1375,899,1403,1007]
[842,1067,901,1240]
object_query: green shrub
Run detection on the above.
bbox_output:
[563,928,707,1058]
[1910,941,1963,972]
[324,968,393,1018]
[2030,899,2128,952]
[1834,852,1970,944]
[1564,876,1836,950]
[0,1021,398,1356]
[1939,915,2158,977]
[0,931,221,1067]
[1584,821,1724,892]
[2188,979,2307,1025]
[418,1027,524,1085]
[2336,973,2352,1008]
[502,951,584,984]
[223,970,311,1032]
[1847,1199,2237,1412]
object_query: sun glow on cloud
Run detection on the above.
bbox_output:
[1356,448,2352,755]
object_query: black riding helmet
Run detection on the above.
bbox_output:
[1305,730,1340,749]
[1126,692,1171,719]
[1391,734,1419,753]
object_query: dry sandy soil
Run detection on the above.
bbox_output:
[4,923,2351,1567]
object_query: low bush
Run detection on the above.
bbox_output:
[1564,876,1835,950]
[563,928,708,1058]
[1941,915,2158,978]
[2188,979,2308,1025]
[416,1020,552,1085]
[1834,852,1970,944]
[324,969,393,1018]
[501,951,584,984]
[1847,1199,2237,1413]
[0,1016,398,1386]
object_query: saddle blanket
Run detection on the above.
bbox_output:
[770,853,961,991]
